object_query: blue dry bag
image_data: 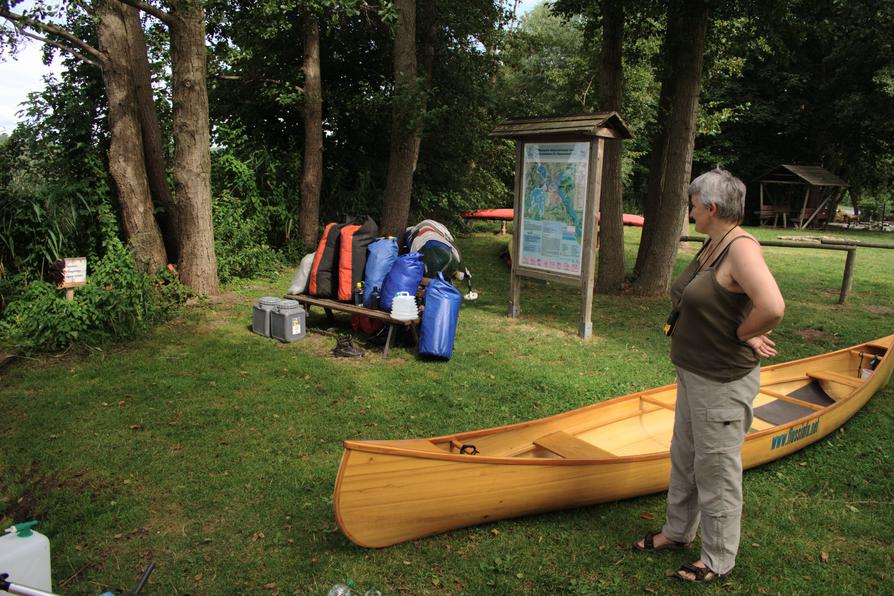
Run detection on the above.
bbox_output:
[363,237,399,307]
[379,252,425,312]
[418,272,462,360]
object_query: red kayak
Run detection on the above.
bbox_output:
[462,209,644,227]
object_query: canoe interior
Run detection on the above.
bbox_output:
[354,336,891,462]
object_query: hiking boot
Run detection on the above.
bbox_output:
[332,336,363,358]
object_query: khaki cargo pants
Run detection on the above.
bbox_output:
[661,365,760,575]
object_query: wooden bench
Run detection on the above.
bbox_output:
[533,430,616,459]
[756,205,787,228]
[284,294,419,358]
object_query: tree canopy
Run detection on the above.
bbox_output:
[1,0,892,295]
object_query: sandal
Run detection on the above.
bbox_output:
[673,563,730,583]
[632,531,690,552]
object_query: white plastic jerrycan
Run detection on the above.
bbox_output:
[0,521,52,594]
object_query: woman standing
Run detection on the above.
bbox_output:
[633,169,785,582]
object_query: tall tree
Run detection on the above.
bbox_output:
[298,13,322,249]
[119,0,219,295]
[1,2,168,272]
[632,0,710,295]
[595,0,625,293]
[379,0,423,237]
[122,3,180,262]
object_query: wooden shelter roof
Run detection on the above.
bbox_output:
[490,112,632,140]
[757,164,848,187]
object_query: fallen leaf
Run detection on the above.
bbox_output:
[490,528,501,536]
[263,582,277,590]
[129,424,143,430]
[194,574,203,581]
[403,560,412,566]
[821,551,829,563]
[640,512,655,520]
[846,505,859,513]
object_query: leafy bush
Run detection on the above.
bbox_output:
[213,194,284,283]
[211,151,287,283]
[0,238,189,353]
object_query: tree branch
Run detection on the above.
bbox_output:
[0,8,104,64]
[115,0,174,26]
[17,27,100,67]
[219,74,305,94]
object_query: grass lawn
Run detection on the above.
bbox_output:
[2,224,893,595]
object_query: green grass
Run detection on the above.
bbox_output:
[2,225,893,595]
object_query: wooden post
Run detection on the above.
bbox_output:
[508,142,524,318]
[839,248,856,304]
[578,138,604,339]
[65,289,74,301]
[798,186,811,229]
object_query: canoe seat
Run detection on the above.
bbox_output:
[533,431,616,459]
[807,370,861,388]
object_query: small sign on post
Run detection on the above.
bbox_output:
[490,113,631,339]
[56,257,87,301]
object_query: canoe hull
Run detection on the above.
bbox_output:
[334,337,893,548]
[335,448,671,548]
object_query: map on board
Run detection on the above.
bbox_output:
[519,142,590,275]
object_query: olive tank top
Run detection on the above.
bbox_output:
[669,236,758,382]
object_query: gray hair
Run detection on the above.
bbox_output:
[688,168,746,222]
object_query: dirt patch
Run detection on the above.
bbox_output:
[0,465,113,523]
[863,304,894,315]
[795,328,838,344]
[186,291,251,307]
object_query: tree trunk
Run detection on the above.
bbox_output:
[122,3,180,263]
[379,0,423,238]
[299,15,323,251]
[595,0,625,294]
[631,1,710,296]
[96,0,167,272]
[170,1,219,295]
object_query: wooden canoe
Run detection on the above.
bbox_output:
[334,335,894,548]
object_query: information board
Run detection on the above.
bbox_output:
[60,257,87,288]
[518,142,590,277]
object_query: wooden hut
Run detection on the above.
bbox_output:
[755,165,848,229]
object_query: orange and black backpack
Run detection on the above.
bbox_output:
[337,217,378,301]
[308,221,351,298]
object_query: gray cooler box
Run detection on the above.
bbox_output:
[252,296,282,337]
[270,299,305,343]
